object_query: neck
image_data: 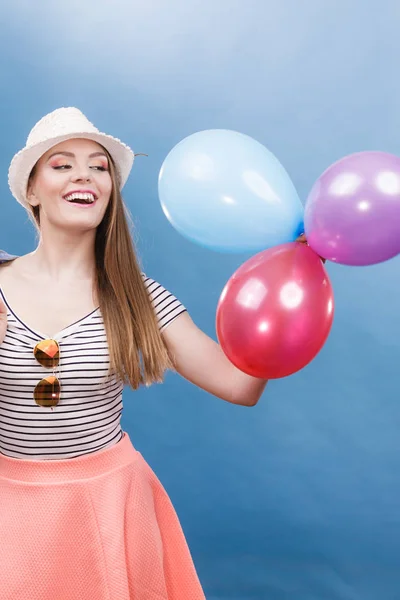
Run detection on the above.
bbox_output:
[25,226,97,284]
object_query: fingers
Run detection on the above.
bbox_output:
[0,296,7,316]
[296,233,307,243]
[295,234,326,263]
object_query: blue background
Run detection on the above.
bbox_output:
[2,1,400,598]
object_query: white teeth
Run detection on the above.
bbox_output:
[64,192,96,203]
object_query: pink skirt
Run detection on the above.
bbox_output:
[0,431,205,600]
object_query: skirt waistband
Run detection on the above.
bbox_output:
[0,432,138,483]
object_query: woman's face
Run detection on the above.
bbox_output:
[27,138,113,231]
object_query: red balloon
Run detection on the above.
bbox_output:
[216,242,334,379]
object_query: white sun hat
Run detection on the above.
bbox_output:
[8,107,135,208]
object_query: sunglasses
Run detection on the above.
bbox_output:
[33,339,61,408]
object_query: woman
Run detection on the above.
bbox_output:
[0,107,270,599]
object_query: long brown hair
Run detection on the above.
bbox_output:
[27,148,175,389]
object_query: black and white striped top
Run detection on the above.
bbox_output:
[0,251,187,460]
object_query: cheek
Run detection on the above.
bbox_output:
[100,174,113,198]
[33,172,64,199]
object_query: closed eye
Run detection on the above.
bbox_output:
[53,165,108,171]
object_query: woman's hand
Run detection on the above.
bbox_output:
[0,297,7,345]
[296,233,326,263]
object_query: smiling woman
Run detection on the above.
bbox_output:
[0,106,268,599]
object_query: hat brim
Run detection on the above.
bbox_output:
[8,131,134,208]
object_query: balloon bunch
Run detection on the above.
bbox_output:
[159,130,400,379]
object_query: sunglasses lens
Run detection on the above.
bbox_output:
[34,339,60,368]
[34,376,60,407]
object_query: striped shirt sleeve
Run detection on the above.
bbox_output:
[141,273,187,331]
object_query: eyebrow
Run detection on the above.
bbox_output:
[47,151,108,160]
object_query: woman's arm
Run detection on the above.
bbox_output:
[162,312,268,407]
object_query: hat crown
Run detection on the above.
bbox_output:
[26,107,99,147]
[9,106,135,208]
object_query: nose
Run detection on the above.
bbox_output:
[72,174,91,182]
[71,166,92,182]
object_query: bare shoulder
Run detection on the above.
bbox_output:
[0,254,33,283]
[0,250,18,262]
[0,254,42,304]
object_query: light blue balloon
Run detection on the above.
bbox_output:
[158,129,304,253]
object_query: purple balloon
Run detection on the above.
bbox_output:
[304,151,400,266]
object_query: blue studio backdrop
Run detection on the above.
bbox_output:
[1,1,399,598]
